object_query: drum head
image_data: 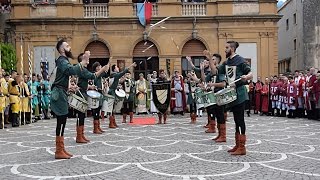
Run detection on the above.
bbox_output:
[87,90,101,98]
[115,89,126,98]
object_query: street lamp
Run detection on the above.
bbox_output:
[143,31,148,41]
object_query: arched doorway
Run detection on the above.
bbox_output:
[85,41,110,72]
[132,40,159,80]
[181,39,206,77]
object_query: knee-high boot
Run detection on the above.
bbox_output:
[231,134,246,155]
[55,136,71,159]
[215,124,226,142]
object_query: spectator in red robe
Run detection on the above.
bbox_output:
[260,77,270,115]
[313,72,320,120]
[297,72,306,118]
[254,77,262,114]
[279,76,289,117]
[270,76,279,116]
[287,76,297,118]
[308,68,317,119]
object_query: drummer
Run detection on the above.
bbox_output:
[201,52,227,141]
[51,39,109,159]
[75,52,109,142]
[121,72,135,123]
[108,62,137,128]
[210,41,252,155]
[91,61,110,134]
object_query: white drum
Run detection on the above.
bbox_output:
[215,88,237,106]
[115,89,126,99]
[102,94,115,113]
[87,90,101,109]
[68,93,88,113]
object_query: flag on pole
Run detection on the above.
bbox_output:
[137,1,152,26]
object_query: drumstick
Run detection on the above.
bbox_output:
[77,90,86,100]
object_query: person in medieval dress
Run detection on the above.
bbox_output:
[41,74,51,119]
[28,73,40,121]
[136,73,148,114]
[170,71,186,115]
[261,77,270,116]
[149,71,158,114]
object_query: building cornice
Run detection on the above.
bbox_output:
[7,15,282,25]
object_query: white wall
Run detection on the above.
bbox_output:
[237,43,258,82]
[33,46,56,76]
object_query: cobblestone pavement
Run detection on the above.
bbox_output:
[1,113,320,180]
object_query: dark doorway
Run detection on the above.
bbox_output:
[133,57,159,80]
[88,58,110,74]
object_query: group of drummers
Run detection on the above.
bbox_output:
[33,39,253,159]
[0,70,50,129]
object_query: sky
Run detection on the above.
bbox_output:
[277,0,286,7]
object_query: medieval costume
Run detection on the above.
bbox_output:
[122,73,135,123]
[270,79,279,116]
[287,78,297,118]
[254,80,262,114]
[261,81,269,115]
[297,76,305,118]
[218,53,251,155]
[19,81,31,125]
[136,74,148,114]
[170,74,186,115]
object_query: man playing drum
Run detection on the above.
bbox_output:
[91,61,110,134]
[75,52,109,141]
[210,41,253,155]
[201,53,227,141]
[108,63,137,128]
[51,39,109,159]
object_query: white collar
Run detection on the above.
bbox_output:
[230,53,237,59]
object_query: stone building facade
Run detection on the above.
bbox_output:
[9,0,280,81]
[278,0,320,73]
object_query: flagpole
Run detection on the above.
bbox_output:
[0,43,3,129]
[28,44,33,124]
[20,34,24,126]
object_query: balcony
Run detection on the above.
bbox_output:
[84,4,109,18]
[182,2,206,16]
[132,3,158,17]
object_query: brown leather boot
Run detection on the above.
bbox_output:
[163,113,167,124]
[93,120,102,134]
[157,114,162,124]
[101,111,105,122]
[190,113,196,124]
[113,117,118,127]
[228,132,240,152]
[55,136,71,159]
[109,116,116,128]
[129,112,134,123]
[231,134,246,155]
[212,124,220,140]
[205,119,216,133]
[215,124,226,142]
[97,120,105,133]
[76,126,87,143]
[122,114,127,123]
[81,126,90,142]
[204,116,210,128]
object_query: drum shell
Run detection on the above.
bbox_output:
[203,91,216,108]
[68,94,88,113]
[102,94,115,113]
[215,88,237,106]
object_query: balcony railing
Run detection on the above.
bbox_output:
[133,3,158,17]
[84,4,109,18]
[182,3,206,16]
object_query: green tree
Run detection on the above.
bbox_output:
[0,42,17,73]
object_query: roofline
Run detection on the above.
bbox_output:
[277,0,293,13]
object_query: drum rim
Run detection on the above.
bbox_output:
[87,90,101,98]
